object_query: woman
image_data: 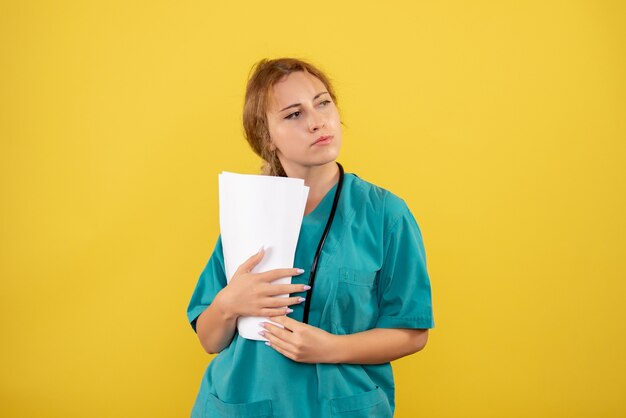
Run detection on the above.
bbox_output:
[187,58,434,417]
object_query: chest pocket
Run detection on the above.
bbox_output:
[331,268,379,335]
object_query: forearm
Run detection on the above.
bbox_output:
[195,292,238,354]
[331,328,429,364]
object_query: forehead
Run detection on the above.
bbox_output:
[268,71,327,111]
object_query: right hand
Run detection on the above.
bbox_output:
[214,247,309,319]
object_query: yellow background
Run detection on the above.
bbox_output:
[1,1,625,417]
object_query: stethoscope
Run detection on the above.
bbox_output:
[302,162,344,325]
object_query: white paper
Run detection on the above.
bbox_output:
[218,172,309,341]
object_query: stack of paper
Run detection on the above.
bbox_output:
[218,172,310,341]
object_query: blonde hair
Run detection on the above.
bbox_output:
[242,58,338,176]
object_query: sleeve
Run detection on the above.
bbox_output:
[375,198,435,329]
[186,235,228,333]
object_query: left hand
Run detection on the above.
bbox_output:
[260,316,338,363]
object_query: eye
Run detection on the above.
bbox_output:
[318,99,332,107]
[285,111,301,120]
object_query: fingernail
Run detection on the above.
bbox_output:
[258,322,266,328]
[258,245,264,254]
[297,297,306,303]
[258,330,265,337]
[285,308,294,314]
[265,341,271,346]
[303,285,311,290]
[296,268,305,274]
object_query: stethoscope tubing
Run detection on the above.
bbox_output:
[302,162,344,325]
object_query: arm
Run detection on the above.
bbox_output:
[333,327,428,364]
[194,293,238,354]
[261,316,428,364]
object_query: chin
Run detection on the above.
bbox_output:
[319,149,341,166]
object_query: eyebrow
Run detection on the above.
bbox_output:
[279,91,330,113]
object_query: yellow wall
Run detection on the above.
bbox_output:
[1,1,625,417]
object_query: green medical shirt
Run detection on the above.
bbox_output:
[187,173,434,418]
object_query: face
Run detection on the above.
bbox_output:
[266,71,342,175]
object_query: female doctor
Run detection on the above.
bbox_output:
[187,58,434,418]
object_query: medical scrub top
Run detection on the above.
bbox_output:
[187,173,434,418]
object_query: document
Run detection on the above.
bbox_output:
[218,172,309,341]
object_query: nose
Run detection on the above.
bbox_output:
[308,109,325,132]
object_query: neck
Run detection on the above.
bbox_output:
[283,161,340,215]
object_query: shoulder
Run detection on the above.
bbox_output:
[345,173,412,227]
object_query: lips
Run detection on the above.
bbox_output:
[313,135,333,146]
